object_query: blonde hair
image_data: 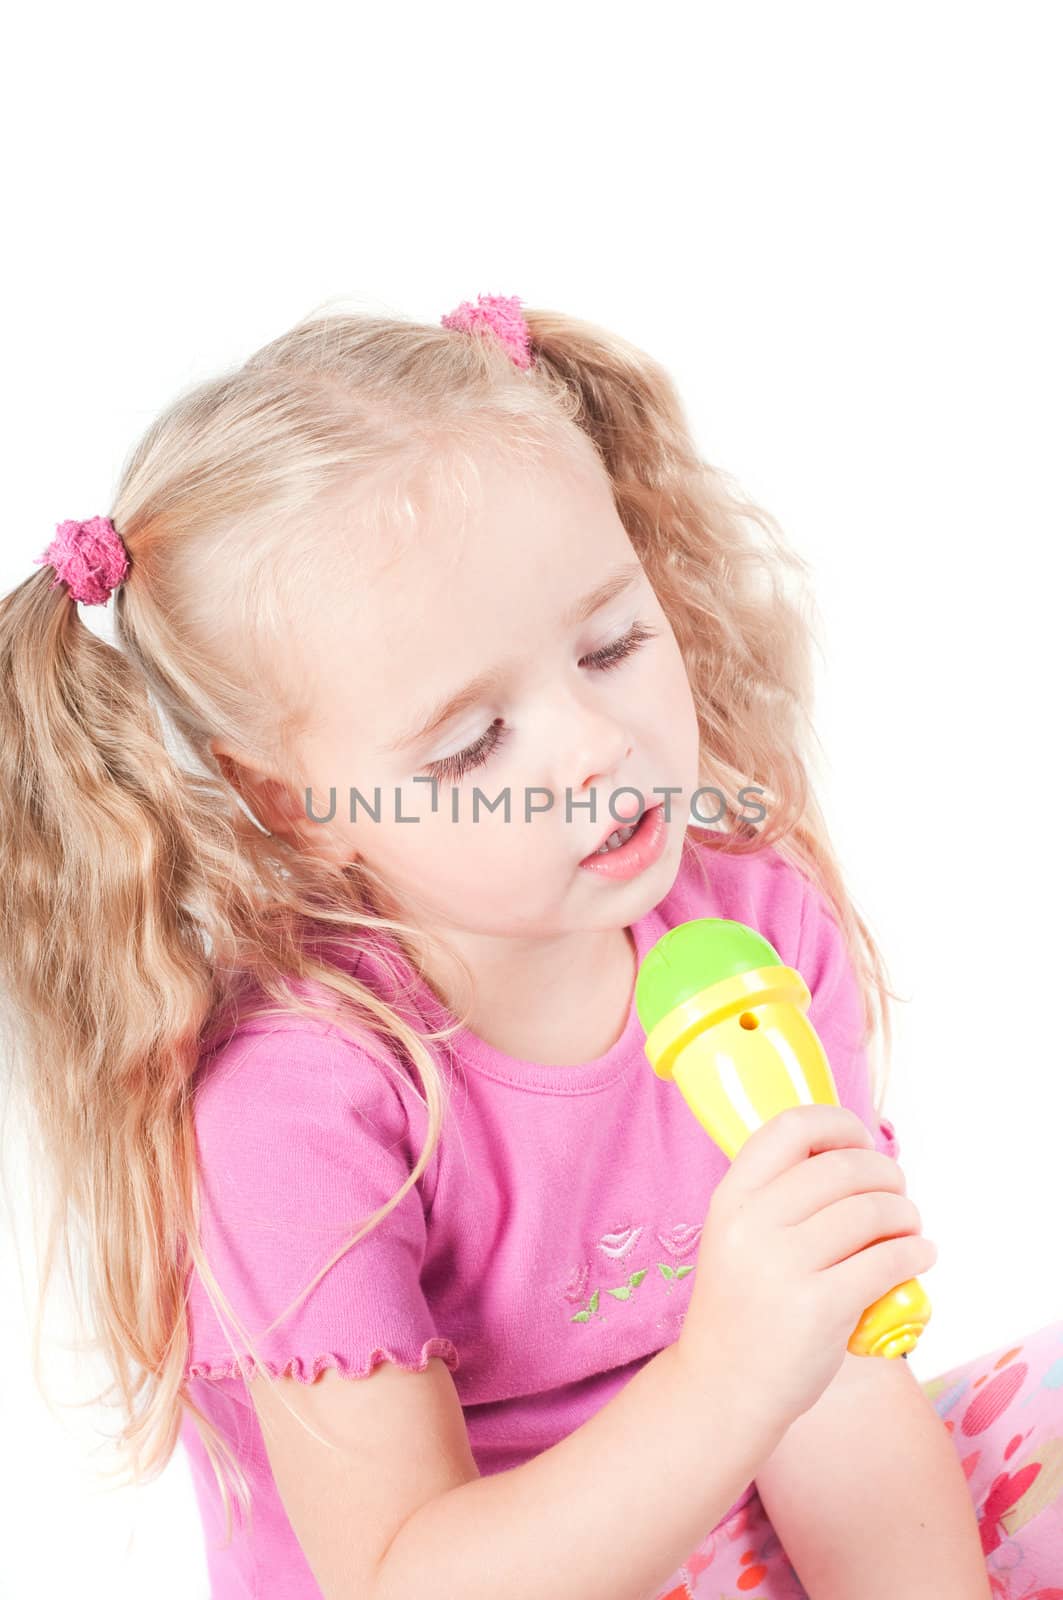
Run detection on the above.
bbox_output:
[0,300,900,1545]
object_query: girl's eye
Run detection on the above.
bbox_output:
[582,619,657,673]
[424,717,511,787]
[421,620,659,786]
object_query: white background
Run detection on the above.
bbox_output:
[2,3,1060,1594]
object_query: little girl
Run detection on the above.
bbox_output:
[1,293,1060,1599]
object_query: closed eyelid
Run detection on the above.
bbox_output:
[385,564,647,755]
[427,617,644,753]
[420,619,657,784]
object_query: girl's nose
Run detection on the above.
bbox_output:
[559,720,634,814]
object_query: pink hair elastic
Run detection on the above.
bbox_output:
[34,515,130,606]
[440,292,533,370]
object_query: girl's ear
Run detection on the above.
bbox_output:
[209,740,358,866]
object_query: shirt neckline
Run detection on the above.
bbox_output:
[334,828,721,1095]
[347,896,665,1094]
[407,902,669,1094]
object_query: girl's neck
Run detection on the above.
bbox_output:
[421,922,638,1067]
[355,870,639,1066]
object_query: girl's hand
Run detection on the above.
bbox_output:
[673,1103,937,1432]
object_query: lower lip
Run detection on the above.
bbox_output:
[578,804,668,880]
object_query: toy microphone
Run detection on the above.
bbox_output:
[635,917,931,1358]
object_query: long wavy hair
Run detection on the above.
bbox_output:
[0,299,900,1542]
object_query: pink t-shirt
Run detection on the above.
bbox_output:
[180,828,900,1597]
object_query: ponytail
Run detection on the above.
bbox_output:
[0,563,234,1491]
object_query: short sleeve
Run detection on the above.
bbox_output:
[795,879,901,1162]
[183,1020,459,1384]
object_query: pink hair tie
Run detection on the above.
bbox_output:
[34,515,130,606]
[440,292,533,370]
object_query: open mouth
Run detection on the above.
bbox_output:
[578,803,667,877]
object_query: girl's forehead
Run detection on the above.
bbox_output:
[336,437,622,616]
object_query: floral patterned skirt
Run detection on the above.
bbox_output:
[652,1319,1063,1599]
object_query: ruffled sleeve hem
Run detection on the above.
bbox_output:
[186,1336,460,1385]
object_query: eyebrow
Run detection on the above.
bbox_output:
[383,560,645,754]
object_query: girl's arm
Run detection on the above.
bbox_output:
[372,1343,788,1600]
[753,1350,992,1599]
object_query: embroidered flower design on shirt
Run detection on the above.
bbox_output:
[604,1268,648,1303]
[657,1261,695,1287]
[561,1262,592,1304]
[655,1221,702,1258]
[565,1221,700,1323]
[598,1224,644,1260]
[571,1273,650,1322]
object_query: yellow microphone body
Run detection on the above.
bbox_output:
[636,918,931,1360]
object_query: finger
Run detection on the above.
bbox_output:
[829,1231,939,1312]
[800,1190,924,1272]
[728,1104,874,1195]
[767,1148,907,1226]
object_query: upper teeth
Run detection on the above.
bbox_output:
[596,822,638,854]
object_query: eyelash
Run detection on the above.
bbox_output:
[422,621,659,786]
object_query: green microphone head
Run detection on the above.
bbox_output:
[635,917,784,1036]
